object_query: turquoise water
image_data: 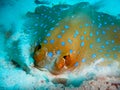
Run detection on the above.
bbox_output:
[0,0,120,90]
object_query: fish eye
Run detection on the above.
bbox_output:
[63,55,71,66]
[37,44,41,49]
[63,55,70,60]
[63,55,67,59]
[34,44,41,52]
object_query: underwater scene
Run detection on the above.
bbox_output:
[0,0,120,90]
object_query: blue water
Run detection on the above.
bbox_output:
[0,0,120,90]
